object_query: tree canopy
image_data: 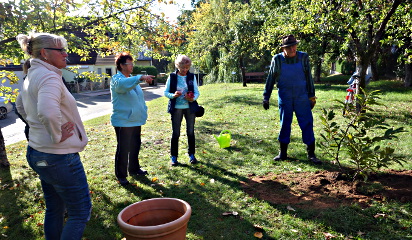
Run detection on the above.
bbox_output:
[0,0,185,63]
[184,0,411,86]
[1,0,411,86]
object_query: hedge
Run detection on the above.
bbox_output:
[132,65,158,76]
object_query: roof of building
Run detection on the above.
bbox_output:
[67,52,98,65]
[0,65,23,71]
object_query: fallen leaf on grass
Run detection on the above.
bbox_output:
[253,224,263,231]
[323,232,336,239]
[374,213,386,218]
[286,205,296,211]
[253,232,263,238]
[222,211,238,216]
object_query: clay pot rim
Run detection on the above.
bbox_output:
[117,197,192,234]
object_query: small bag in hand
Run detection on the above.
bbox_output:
[194,101,204,117]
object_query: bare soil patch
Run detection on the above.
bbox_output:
[241,170,412,209]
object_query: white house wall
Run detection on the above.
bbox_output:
[63,65,96,83]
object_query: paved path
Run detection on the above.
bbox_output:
[1,83,165,146]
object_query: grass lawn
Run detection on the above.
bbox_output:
[1,77,411,239]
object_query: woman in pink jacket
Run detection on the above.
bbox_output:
[16,32,91,240]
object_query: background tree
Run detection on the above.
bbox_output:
[0,0,184,167]
[382,2,412,87]
[256,0,410,89]
[186,0,263,86]
[0,0,184,62]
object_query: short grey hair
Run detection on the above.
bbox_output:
[175,55,192,68]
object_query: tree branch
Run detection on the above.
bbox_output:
[0,1,174,47]
[374,0,402,44]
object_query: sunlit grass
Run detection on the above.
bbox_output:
[1,81,411,239]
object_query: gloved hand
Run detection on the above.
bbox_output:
[309,97,317,109]
[263,100,269,110]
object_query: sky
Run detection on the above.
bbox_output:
[150,0,194,24]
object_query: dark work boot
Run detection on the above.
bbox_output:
[307,143,322,164]
[274,142,288,161]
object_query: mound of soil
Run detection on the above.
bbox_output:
[241,170,412,209]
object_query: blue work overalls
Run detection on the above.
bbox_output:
[277,55,315,145]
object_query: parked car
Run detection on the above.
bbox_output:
[0,96,13,120]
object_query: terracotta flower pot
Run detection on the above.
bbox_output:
[117,198,192,240]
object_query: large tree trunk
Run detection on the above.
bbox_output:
[356,56,371,113]
[405,63,412,87]
[0,128,10,168]
[357,59,369,91]
[313,39,328,83]
[313,61,322,83]
[370,56,379,81]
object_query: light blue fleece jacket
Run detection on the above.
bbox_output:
[110,72,147,127]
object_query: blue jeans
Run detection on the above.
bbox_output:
[171,108,196,157]
[27,146,92,240]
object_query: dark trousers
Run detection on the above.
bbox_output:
[171,108,196,157]
[114,126,141,179]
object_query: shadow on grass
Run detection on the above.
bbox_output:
[0,166,38,239]
[85,163,261,239]
[82,175,164,239]
[368,80,412,94]
[80,132,263,240]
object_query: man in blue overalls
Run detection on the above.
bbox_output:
[263,35,321,164]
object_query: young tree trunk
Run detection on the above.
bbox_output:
[0,128,10,168]
[405,63,412,87]
[240,56,247,87]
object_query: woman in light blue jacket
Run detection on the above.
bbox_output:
[111,52,154,186]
